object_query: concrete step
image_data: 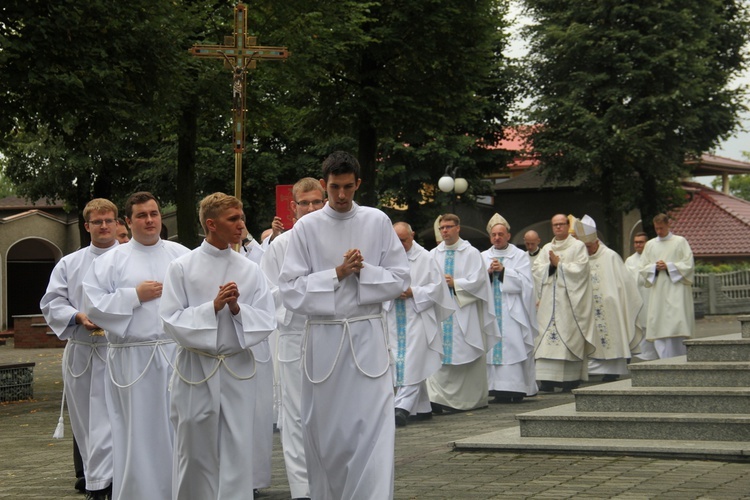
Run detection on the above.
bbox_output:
[685,333,750,362]
[629,356,750,387]
[453,427,750,462]
[516,403,750,442]
[573,379,750,414]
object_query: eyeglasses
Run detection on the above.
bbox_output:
[88,219,116,227]
[438,225,457,231]
[552,223,568,227]
[295,200,325,208]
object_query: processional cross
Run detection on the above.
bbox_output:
[189,3,289,200]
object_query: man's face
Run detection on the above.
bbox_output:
[524,232,540,253]
[115,223,130,244]
[321,173,361,213]
[394,225,414,252]
[633,236,647,254]
[127,199,162,246]
[85,210,117,249]
[208,206,246,247]
[490,224,511,250]
[551,215,569,240]
[585,240,599,256]
[439,219,460,245]
[654,222,670,238]
[292,189,326,220]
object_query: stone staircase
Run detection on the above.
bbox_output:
[453,316,750,461]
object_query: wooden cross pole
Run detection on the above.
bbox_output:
[189,3,289,202]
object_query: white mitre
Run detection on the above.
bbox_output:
[574,214,598,243]
[434,215,443,244]
[486,213,510,235]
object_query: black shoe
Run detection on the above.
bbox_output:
[511,396,524,403]
[74,477,86,493]
[561,380,581,393]
[431,402,444,414]
[395,408,409,427]
[408,411,433,422]
[253,489,261,497]
[601,374,620,382]
[85,484,112,500]
[538,381,555,392]
[491,395,513,404]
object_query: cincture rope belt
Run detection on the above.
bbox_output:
[53,339,108,439]
[107,339,176,389]
[65,339,108,379]
[303,313,390,384]
[170,346,257,386]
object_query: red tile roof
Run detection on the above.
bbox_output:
[671,182,750,258]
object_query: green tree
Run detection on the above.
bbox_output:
[712,174,750,200]
[0,0,189,244]
[245,0,517,226]
[523,0,749,238]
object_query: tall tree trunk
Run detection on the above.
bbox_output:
[639,173,660,238]
[357,119,378,207]
[176,98,199,248]
[357,49,379,207]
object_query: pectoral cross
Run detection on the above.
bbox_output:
[189,3,289,200]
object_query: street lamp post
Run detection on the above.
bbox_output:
[438,165,468,213]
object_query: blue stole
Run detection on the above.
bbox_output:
[394,298,407,386]
[442,249,456,364]
[491,257,504,364]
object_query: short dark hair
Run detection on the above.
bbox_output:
[440,213,460,226]
[634,231,648,239]
[322,151,360,182]
[125,192,160,219]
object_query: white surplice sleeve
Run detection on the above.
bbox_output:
[40,258,78,339]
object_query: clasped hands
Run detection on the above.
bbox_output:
[488,258,504,274]
[336,248,364,281]
[214,282,240,315]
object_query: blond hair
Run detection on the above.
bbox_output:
[292,177,325,201]
[83,198,118,221]
[199,193,243,234]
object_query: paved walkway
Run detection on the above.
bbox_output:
[1,315,749,499]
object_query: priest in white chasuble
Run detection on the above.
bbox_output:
[575,215,643,381]
[385,222,455,426]
[159,193,276,500]
[481,214,538,403]
[279,152,410,500]
[639,213,695,358]
[532,214,596,392]
[427,214,500,412]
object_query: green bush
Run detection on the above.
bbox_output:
[695,261,750,273]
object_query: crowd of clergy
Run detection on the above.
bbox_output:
[40,151,695,500]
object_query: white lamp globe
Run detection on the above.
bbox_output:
[454,177,469,194]
[438,175,455,193]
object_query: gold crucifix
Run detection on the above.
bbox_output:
[189,3,289,201]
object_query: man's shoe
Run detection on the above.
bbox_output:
[409,411,433,422]
[74,477,86,493]
[395,408,408,427]
[561,380,581,393]
[602,374,620,382]
[538,381,555,392]
[491,396,512,404]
